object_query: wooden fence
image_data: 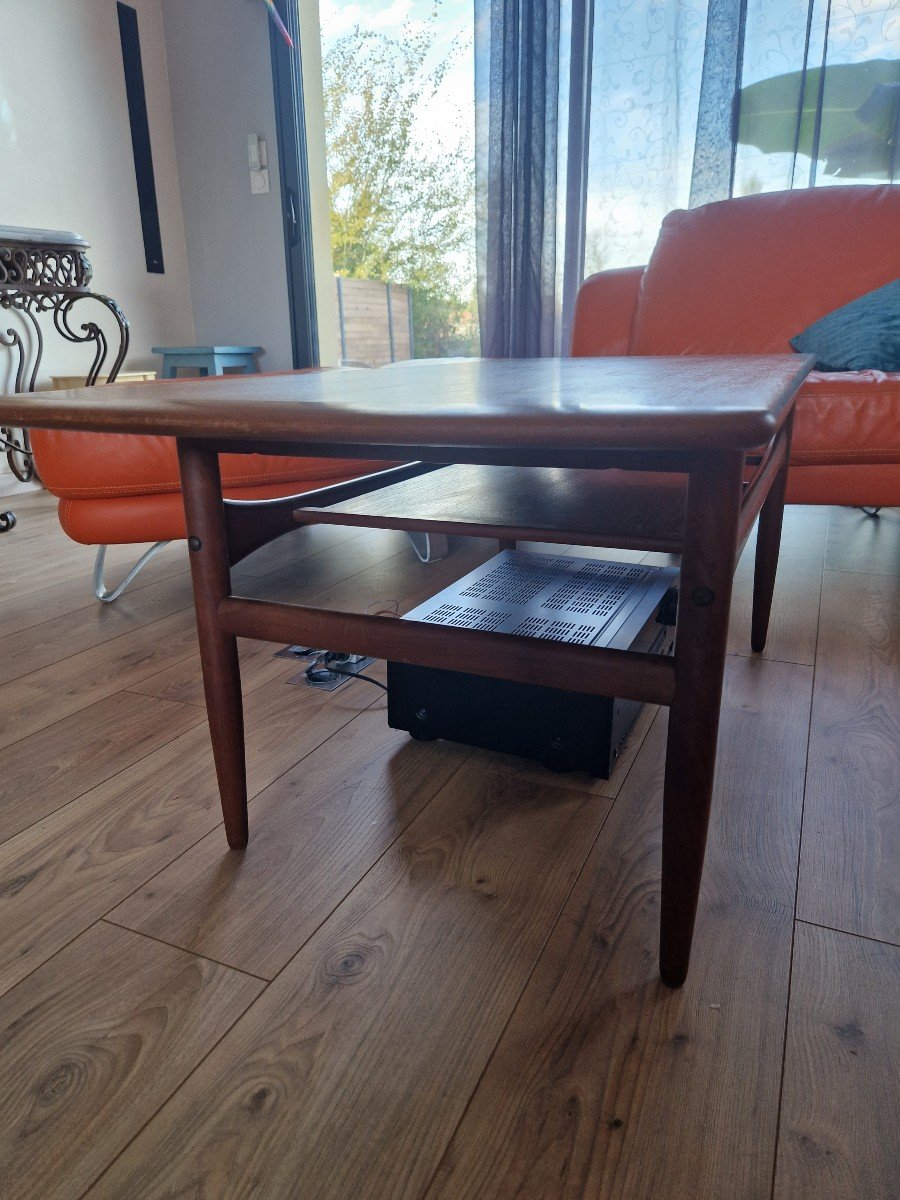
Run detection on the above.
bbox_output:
[335,277,413,367]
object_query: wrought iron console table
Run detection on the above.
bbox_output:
[0,225,129,531]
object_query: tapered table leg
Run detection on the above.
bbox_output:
[659,450,745,987]
[751,415,793,653]
[177,440,248,849]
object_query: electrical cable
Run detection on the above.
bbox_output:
[323,663,389,692]
[304,651,389,693]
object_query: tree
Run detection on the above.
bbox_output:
[322,14,478,357]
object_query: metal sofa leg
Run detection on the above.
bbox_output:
[93,541,172,602]
[860,507,882,517]
[406,531,449,563]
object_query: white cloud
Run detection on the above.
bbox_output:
[319,0,415,40]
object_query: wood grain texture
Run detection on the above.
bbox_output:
[0,355,811,450]
[0,690,203,843]
[0,521,185,606]
[0,921,262,1200]
[798,569,899,943]
[0,608,201,753]
[84,765,614,1200]
[425,655,812,1200]
[0,539,188,637]
[0,570,195,686]
[774,922,900,1200]
[108,705,469,976]
[128,638,292,707]
[728,504,827,665]
[295,464,686,551]
[824,504,900,576]
[0,675,381,996]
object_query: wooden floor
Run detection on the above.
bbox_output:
[0,489,897,1200]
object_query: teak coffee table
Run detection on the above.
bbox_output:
[1,356,813,986]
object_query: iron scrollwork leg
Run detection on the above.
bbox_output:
[1,225,131,533]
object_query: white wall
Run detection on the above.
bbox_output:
[160,0,291,369]
[0,0,196,384]
[160,0,338,371]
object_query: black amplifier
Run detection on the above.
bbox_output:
[387,550,678,778]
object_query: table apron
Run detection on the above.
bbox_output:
[195,439,697,474]
[217,596,678,707]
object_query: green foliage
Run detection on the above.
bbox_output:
[323,13,478,357]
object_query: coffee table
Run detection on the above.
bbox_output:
[0,355,812,985]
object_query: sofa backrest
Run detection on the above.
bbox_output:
[629,185,900,355]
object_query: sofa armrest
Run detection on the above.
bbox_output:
[570,266,645,357]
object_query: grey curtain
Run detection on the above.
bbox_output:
[476,0,561,358]
[476,0,900,358]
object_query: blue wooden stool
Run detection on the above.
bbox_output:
[152,345,262,378]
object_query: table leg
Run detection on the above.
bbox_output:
[751,417,793,653]
[659,450,745,987]
[177,440,249,849]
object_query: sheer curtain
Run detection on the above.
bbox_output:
[476,0,900,357]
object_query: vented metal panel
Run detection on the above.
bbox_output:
[405,550,678,649]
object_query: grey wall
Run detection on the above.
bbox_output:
[160,0,293,369]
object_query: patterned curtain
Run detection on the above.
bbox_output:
[476,0,900,356]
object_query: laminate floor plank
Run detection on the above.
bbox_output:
[0,690,204,843]
[0,486,891,1199]
[0,523,183,604]
[108,704,470,976]
[0,674,381,996]
[0,608,201,753]
[798,569,900,944]
[424,655,813,1200]
[727,505,827,665]
[84,764,616,1200]
[128,637,294,707]
[773,922,899,1200]
[0,546,189,639]
[0,570,196,686]
[824,505,899,576]
[0,921,262,1200]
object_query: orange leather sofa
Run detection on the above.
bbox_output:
[29,374,402,598]
[31,421,387,547]
[571,185,900,507]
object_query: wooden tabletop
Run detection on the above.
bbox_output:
[0,356,813,451]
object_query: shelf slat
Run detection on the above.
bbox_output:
[293,464,687,552]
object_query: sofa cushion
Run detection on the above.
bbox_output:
[630,186,900,355]
[570,266,644,357]
[56,476,377,545]
[790,279,900,371]
[793,370,900,466]
[30,428,389,500]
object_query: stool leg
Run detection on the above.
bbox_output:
[659,450,745,987]
[177,439,248,849]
